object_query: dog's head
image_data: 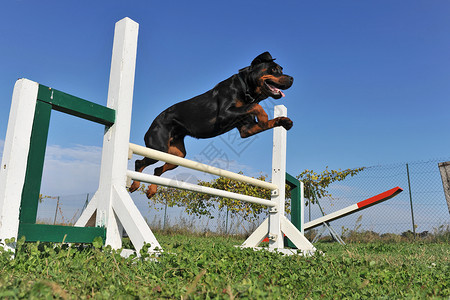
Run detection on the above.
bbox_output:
[239,52,293,101]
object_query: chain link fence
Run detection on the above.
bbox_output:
[306,158,450,237]
[36,158,450,239]
[36,191,266,236]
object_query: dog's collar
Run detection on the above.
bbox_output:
[236,72,257,103]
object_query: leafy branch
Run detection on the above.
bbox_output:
[141,167,365,222]
[297,167,365,204]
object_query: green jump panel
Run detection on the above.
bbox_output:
[37,85,115,126]
[18,223,106,243]
[286,172,302,233]
[19,85,115,245]
[285,172,302,248]
[19,100,52,224]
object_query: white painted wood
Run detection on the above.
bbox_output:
[94,17,141,250]
[127,170,276,207]
[74,193,98,227]
[87,18,160,254]
[242,215,316,255]
[112,185,161,251]
[129,143,278,191]
[241,218,269,247]
[268,105,287,249]
[303,203,359,230]
[0,79,39,251]
[280,215,315,252]
[438,162,450,213]
[300,181,305,235]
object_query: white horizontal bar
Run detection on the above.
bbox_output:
[303,204,359,230]
[129,143,278,191]
[127,170,276,207]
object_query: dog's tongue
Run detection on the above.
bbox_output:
[268,83,286,97]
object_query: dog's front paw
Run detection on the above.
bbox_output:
[278,117,293,130]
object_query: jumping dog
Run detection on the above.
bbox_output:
[129,52,294,198]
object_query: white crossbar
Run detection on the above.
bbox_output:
[127,170,276,207]
[129,143,278,191]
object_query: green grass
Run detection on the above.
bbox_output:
[0,234,448,299]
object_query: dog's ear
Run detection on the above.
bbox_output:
[251,52,275,67]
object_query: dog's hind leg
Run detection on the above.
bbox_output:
[129,157,159,193]
[146,138,186,199]
[129,121,170,193]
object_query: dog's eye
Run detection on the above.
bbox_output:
[271,67,278,74]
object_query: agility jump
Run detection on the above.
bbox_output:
[0,17,315,256]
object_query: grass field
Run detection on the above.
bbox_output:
[0,233,448,299]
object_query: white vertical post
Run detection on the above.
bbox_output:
[300,181,305,235]
[268,105,287,249]
[0,79,39,250]
[95,17,139,248]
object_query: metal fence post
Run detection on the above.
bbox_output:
[225,207,229,234]
[406,163,416,238]
[82,193,89,212]
[53,196,60,225]
[308,199,311,222]
[163,198,168,230]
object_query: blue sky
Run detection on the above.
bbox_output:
[1,0,450,196]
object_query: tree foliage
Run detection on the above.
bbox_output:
[297,167,365,204]
[139,173,284,222]
[140,167,365,222]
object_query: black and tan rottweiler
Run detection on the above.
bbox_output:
[129,52,294,198]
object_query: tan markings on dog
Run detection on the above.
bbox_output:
[129,180,140,192]
[239,118,278,138]
[155,139,186,176]
[260,75,280,83]
[129,161,149,192]
[168,142,186,157]
[247,104,269,123]
[146,139,187,198]
[241,119,277,136]
[129,162,147,192]
[235,98,245,107]
[237,104,283,138]
[146,185,158,198]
